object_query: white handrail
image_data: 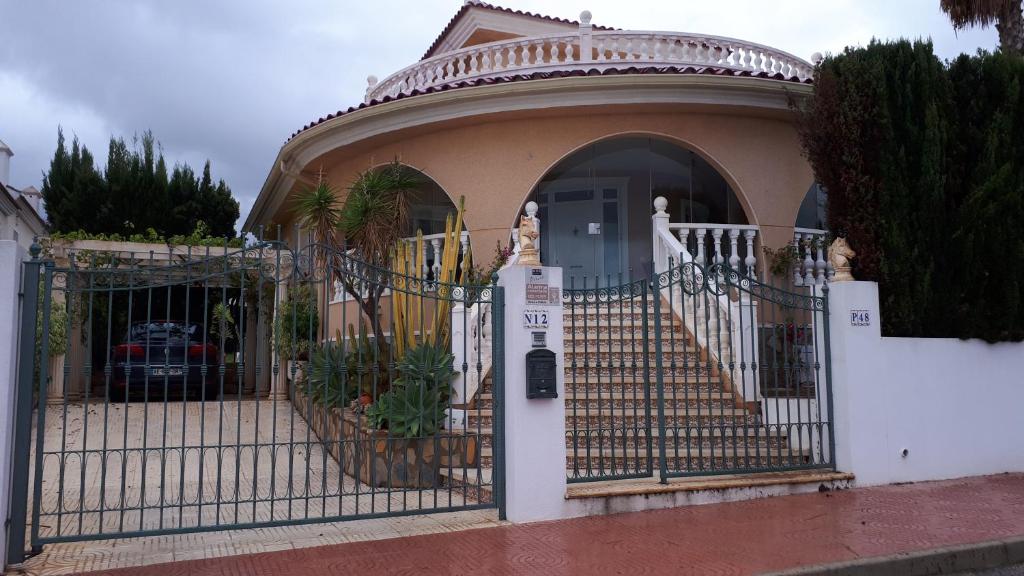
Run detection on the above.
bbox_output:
[366,22,813,103]
[652,196,759,405]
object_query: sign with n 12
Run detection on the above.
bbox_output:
[850,309,871,326]
[523,309,549,329]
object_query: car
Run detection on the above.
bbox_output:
[109,321,219,401]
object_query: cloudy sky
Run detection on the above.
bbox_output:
[0,0,997,229]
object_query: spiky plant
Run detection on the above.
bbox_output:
[293,180,341,248]
[340,162,422,268]
[940,0,1024,56]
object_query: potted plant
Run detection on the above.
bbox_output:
[210,301,239,393]
[274,283,319,386]
[355,342,470,488]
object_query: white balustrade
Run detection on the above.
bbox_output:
[792,228,831,286]
[669,223,760,277]
[366,12,814,103]
[651,197,761,405]
[397,230,471,289]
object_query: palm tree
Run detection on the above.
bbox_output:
[940,0,1024,56]
[292,160,424,351]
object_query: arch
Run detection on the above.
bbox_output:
[522,134,752,280]
[795,182,827,231]
[357,161,462,238]
[511,130,758,232]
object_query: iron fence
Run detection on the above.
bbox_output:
[565,261,834,483]
[8,238,503,561]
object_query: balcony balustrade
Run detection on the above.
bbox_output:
[366,12,814,103]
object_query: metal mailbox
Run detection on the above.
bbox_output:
[525,348,557,399]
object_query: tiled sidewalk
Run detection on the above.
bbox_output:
[74,473,1024,575]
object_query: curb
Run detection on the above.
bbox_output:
[764,535,1024,576]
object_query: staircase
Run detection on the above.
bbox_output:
[440,298,805,501]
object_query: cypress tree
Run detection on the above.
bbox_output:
[798,41,1023,341]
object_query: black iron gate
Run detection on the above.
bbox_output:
[8,239,504,561]
[565,262,834,482]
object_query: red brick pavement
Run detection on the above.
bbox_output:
[83,473,1024,576]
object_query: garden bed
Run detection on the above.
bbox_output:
[292,388,479,488]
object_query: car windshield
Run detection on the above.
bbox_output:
[127,322,201,341]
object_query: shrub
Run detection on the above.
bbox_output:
[797,41,1024,341]
[274,283,319,359]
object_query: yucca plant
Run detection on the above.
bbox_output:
[391,196,469,357]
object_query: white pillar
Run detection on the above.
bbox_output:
[727,229,740,270]
[792,233,804,286]
[578,10,593,62]
[498,264,566,522]
[450,303,468,405]
[652,196,669,273]
[827,281,887,484]
[0,240,26,566]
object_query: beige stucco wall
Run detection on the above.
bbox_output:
[273,105,814,256]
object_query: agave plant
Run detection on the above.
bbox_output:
[366,382,446,439]
[394,343,457,397]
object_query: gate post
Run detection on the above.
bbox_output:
[497,265,567,522]
[5,242,41,565]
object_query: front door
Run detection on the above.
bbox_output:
[541,178,628,285]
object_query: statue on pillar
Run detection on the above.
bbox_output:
[517,214,541,266]
[828,237,856,282]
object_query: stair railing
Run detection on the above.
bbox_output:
[652,196,761,407]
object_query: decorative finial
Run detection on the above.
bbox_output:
[525,201,538,218]
[811,52,823,65]
[29,236,41,260]
[653,196,668,214]
[367,75,378,87]
[580,10,592,25]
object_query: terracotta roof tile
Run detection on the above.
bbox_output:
[422,1,616,60]
[287,66,811,142]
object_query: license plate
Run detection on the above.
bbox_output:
[152,367,183,376]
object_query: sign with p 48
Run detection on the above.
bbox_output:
[850,309,871,326]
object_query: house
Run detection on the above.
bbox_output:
[244,1,829,284]
[0,139,46,250]
[238,0,842,507]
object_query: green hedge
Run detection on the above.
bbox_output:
[798,41,1024,341]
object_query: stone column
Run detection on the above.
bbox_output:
[269,281,288,401]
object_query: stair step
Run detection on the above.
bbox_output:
[566,447,805,459]
[564,342,694,353]
[447,426,788,442]
[438,467,494,504]
[475,393,741,411]
[566,366,719,379]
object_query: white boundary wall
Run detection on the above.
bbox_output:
[829,281,1024,486]
[0,241,25,565]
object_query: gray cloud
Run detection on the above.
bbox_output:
[0,0,998,228]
